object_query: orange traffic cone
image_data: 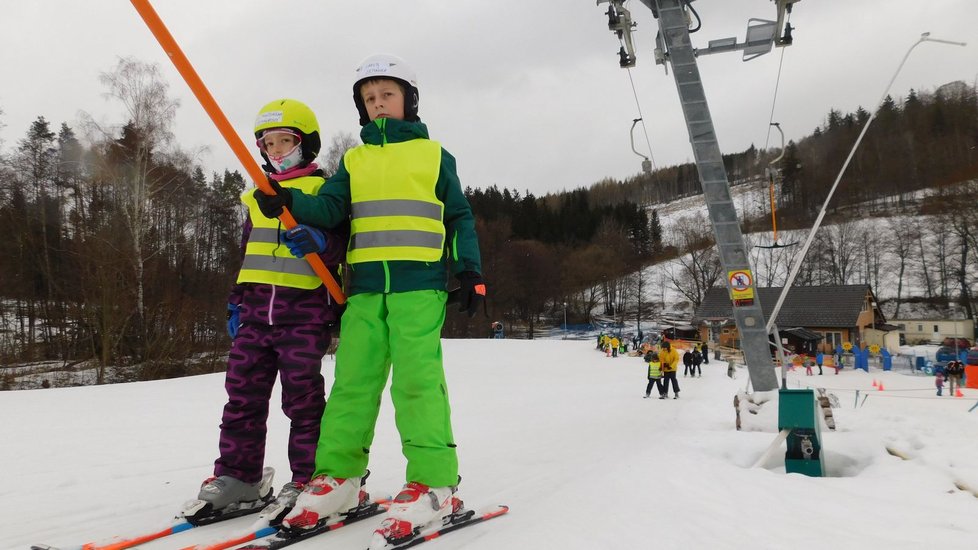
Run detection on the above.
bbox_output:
[955,388,964,398]
[878,382,885,391]
[872,379,878,388]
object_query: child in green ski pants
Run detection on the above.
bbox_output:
[254,53,485,547]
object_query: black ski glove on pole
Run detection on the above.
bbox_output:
[449,271,487,318]
[253,177,293,219]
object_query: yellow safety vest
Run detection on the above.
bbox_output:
[237,175,326,289]
[648,360,662,378]
[344,139,445,264]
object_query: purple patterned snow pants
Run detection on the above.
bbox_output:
[214,322,329,484]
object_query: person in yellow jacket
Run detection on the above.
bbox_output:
[658,340,681,399]
[644,352,663,398]
[610,336,620,358]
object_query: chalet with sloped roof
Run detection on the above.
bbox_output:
[692,284,887,354]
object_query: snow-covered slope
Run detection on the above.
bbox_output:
[2,339,977,549]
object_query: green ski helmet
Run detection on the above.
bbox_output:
[254,99,321,167]
[352,54,420,126]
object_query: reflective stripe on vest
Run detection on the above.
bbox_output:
[237,175,326,289]
[344,139,445,264]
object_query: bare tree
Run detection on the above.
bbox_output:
[914,222,936,299]
[928,215,952,298]
[864,225,886,291]
[887,218,920,318]
[320,131,358,177]
[561,243,617,324]
[941,182,978,320]
[665,214,722,307]
[819,220,858,284]
[90,57,180,360]
[746,231,797,287]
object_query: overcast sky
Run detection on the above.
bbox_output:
[2,0,976,196]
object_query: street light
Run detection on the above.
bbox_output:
[563,302,568,340]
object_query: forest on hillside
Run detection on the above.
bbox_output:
[0,56,975,382]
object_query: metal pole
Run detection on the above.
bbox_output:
[563,302,568,339]
[765,33,966,334]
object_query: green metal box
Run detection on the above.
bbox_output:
[778,388,824,477]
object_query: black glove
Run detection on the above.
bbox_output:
[253,177,292,219]
[449,271,486,318]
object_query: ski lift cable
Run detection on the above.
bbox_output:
[623,64,658,169]
[763,9,792,150]
[763,46,787,150]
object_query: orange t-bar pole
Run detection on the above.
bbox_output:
[129,0,346,304]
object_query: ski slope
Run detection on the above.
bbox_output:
[2,339,977,549]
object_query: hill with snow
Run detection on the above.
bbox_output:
[639,176,977,322]
[3,339,977,550]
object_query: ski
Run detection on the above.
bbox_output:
[29,514,268,550]
[375,505,509,550]
[30,521,197,550]
[232,498,389,550]
[31,468,276,550]
[178,522,279,550]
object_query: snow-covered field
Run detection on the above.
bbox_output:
[3,339,977,550]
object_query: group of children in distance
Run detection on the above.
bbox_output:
[681,343,708,377]
[193,54,486,549]
[596,334,710,399]
[790,351,839,376]
[936,360,966,396]
[598,334,626,357]
[644,340,682,399]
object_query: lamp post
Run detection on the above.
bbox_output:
[563,302,568,340]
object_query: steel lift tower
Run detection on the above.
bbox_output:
[600,0,800,393]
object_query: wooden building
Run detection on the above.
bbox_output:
[693,284,888,353]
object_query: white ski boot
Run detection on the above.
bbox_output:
[368,482,460,549]
[281,474,363,530]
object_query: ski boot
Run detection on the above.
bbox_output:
[181,467,275,526]
[281,470,371,530]
[368,481,469,549]
[257,480,306,527]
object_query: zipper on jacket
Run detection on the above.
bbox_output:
[383,261,391,294]
[268,284,276,325]
[377,118,388,146]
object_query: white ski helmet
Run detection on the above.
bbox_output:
[352,54,420,126]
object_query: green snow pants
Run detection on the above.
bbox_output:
[312,290,458,487]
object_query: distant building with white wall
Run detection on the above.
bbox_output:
[890,317,975,346]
